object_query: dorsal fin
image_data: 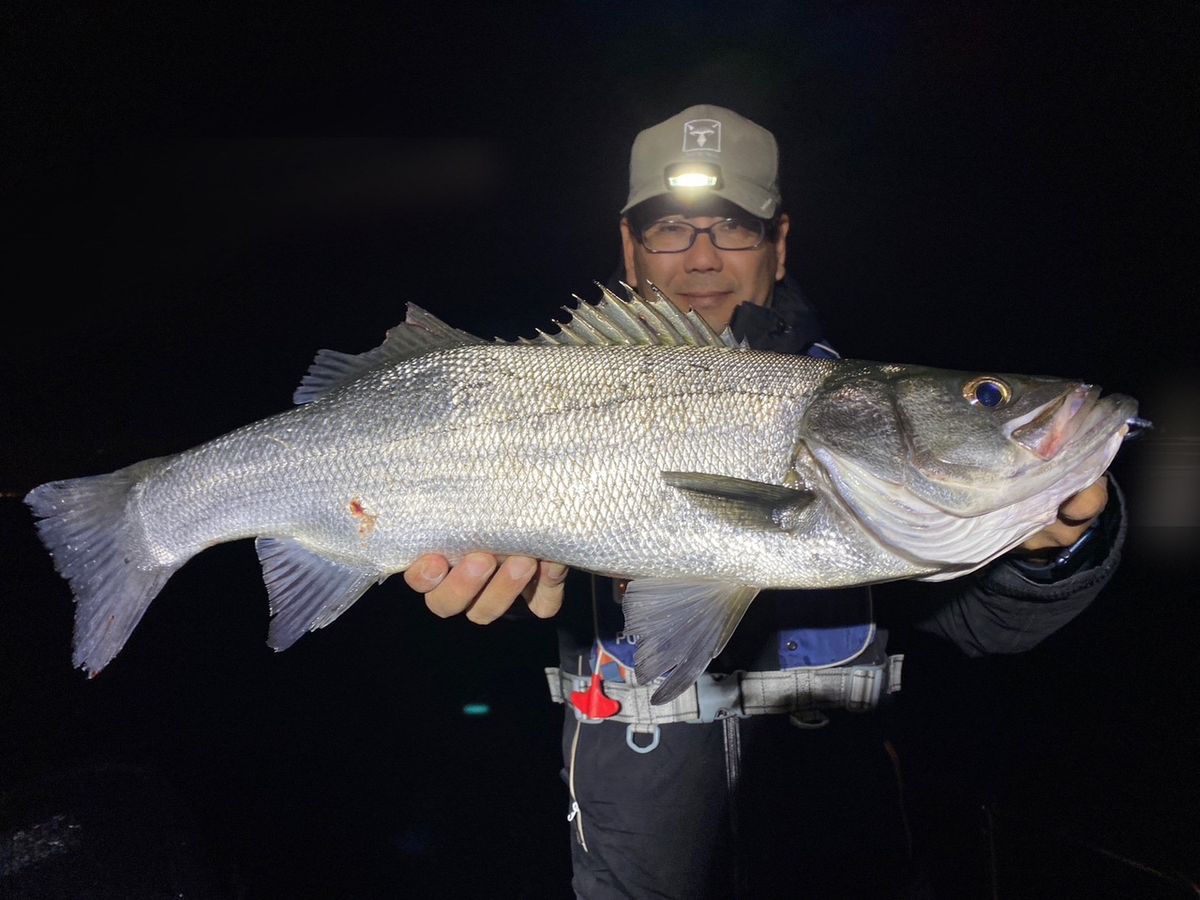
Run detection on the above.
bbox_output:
[295,286,745,404]
[294,303,485,404]
[515,283,742,349]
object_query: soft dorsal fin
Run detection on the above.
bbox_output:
[294,303,485,404]
[516,283,743,349]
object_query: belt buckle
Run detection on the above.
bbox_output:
[846,666,881,711]
[693,671,746,723]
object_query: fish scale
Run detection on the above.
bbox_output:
[26,287,1137,703]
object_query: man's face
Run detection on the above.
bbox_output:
[620,207,789,333]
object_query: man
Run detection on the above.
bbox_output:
[405,106,1122,898]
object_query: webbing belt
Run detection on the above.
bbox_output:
[546,654,903,726]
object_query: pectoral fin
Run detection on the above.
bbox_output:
[662,471,814,530]
[621,578,760,705]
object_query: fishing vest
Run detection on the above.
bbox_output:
[590,581,876,685]
[545,579,896,741]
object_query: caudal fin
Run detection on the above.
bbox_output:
[25,456,183,676]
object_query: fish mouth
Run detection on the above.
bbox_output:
[1008,384,1101,460]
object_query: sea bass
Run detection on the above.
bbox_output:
[26,287,1138,703]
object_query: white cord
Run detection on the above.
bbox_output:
[567,653,588,852]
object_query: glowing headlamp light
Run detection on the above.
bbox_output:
[666,162,721,190]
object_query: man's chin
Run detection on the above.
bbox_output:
[670,293,738,329]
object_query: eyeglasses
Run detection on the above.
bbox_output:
[637,218,768,253]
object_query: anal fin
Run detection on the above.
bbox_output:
[255,537,384,651]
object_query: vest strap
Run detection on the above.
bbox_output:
[546,655,903,725]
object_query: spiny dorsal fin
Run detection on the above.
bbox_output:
[294,303,485,404]
[515,283,742,349]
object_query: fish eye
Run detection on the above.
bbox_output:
[963,377,1011,408]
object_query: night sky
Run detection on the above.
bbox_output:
[3,4,1197,898]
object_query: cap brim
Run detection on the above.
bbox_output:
[623,176,778,218]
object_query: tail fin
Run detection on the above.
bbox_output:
[25,456,184,676]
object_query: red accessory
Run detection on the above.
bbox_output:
[570,646,622,719]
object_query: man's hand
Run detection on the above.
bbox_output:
[1018,475,1109,555]
[404,553,568,624]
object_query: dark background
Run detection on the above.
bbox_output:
[2,3,1197,898]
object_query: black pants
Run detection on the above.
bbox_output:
[561,707,915,900]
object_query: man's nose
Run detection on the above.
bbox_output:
[682,232,723,272]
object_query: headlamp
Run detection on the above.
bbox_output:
[666,162,721,190]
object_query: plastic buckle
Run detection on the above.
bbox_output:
[846,666,883,711]
[693,671,747,723]
[790,709,830,729]
[887,654,904,695]
[625,724,661,754]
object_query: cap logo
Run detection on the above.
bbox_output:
[682,118,721,152]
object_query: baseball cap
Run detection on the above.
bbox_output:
[622,104,781,218]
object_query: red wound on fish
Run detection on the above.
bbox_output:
[348,498,378,537]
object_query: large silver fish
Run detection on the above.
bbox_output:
[26,287,1138,703]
